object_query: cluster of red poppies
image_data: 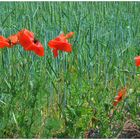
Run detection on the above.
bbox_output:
[0,29,140,107]
[0,29,74,57]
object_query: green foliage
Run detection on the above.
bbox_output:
[0,1,140,138]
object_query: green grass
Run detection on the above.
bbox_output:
[0,2,140,138]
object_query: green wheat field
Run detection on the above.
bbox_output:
[0,2,140,138]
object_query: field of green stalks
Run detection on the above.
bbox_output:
[0,2,140,138]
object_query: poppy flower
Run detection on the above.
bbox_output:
[0,36,10,48]
[113,88,127,106]
[134,56,140,67]
[18,29,44,56]
[8,34,19,46]
[48,32,74,58]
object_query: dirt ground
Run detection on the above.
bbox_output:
[117,119,140,138]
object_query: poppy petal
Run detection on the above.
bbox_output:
[33,42,45,56]
[18,29,34,49]
[0,42,10,48]
[0,36,10,48]
[53,49,58,58]
[65,32,74,39]
[48,40,72,52]
[48,32,74,58]
[113,88,127,106]
[113,102,118,106]
[23,43,34,51]
[8,34,19,46]
[134,56,140,67]
[55,34,68,42]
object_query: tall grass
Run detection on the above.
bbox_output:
[0,2,140,138]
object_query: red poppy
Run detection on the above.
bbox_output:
[18,29,44,56]
[134,56,140,67]
[8,34,19,46]
[48,32,74,58]
[28,41,45,57]
[18,29,34,50]
[113,88,127,106]
[0,36,10,48]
